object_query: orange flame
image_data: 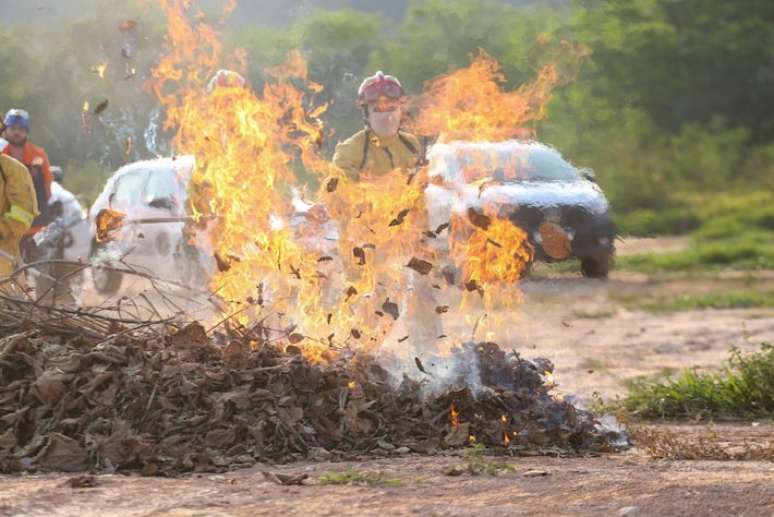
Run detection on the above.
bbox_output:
[148,0,586,361]
[450,402,460,428]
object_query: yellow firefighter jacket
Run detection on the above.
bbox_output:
[332,128,421,180]
[0,154,39,276]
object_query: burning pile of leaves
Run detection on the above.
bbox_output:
[0,296,624,476]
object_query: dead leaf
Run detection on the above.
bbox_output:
[352,247,366,266]
[382,299,400,320]
[406,257,433,275]
[467,208,491,230]
[93,99,109,115]
[168,322,208,349]
[35,433,88,472]
[214,252,231,272]
[435,305,450,314]
[288,333,304,344]
[351,329,362,339]
[118,20,137,31]
[344,286,358,301]
[317,256,333,262]
[325,177,338,193]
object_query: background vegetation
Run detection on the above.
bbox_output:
[1,0,772,244]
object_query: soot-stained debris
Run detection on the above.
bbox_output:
[0,304,626,476]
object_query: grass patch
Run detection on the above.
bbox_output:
[639,290,774,312]
[621,344,774,419]
[318,469,401,486]
[445,444,517,477]
[615,192,774,272]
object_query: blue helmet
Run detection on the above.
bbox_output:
[3,109,30,130]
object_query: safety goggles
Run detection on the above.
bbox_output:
[360,79,403,105]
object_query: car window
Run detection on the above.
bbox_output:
[524,151,579,181]
[112,170,147,209]
[457,149,579,182]
[143,168,185,210]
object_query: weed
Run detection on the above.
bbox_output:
[620,344,774,419]
[317,469,401,487]
[462,444,516,476]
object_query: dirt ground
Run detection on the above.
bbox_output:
[3,238,773,516]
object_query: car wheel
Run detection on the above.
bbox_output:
[90,246,123,294]
[580,252,612,279]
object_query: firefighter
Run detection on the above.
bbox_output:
[0,153,38,279]
[332,71,422,181]
[2,109,53,236]
[332,71,441,350]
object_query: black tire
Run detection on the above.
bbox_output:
[580,252,612,279]
[90,244,123,294]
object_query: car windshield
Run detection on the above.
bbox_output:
[455,147,580,183]
[144,168,186,206]
[521,150,580,181]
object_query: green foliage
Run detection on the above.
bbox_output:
[616,192,774,271]
[622,344,774,418]
[62,160,112,207]
[1,0,770,229]
[640,291,774,313]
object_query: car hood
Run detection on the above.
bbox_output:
[474,180,610,215]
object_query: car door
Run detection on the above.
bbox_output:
[138,167,186,275]
[108,168,149,266]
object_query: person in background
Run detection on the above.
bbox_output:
[0,153,38,281]
[32,166,85,306]
[2,109,53,236]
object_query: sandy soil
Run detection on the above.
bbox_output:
[4,238,773,516]
[1,444,772,516]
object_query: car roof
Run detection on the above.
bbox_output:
[110,155,195,182]
[427,140,578,182]
[90,155,195,214]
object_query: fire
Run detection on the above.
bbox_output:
[95,208,125,242]
[450,402,460,428]
[91,62,108,79]
[347,380,357,390]
[147,0,585,361]
[411,50,557,142]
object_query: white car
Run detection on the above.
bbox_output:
[88,155,214,293]
[425,141,616,278]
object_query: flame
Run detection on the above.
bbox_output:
[347,380,357,390]
[411,51,557,142]
[450,402,460,428]
[91,62,108,79]
[147,0,585,362]
[82,100,90,112]
[503,431,511,446]
[95,208,125,242]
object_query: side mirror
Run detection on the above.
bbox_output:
[148,197,174,210]
[580,168,596,183]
